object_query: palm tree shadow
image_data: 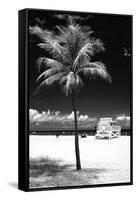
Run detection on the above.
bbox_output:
[30,157,74,178]
[29,157,112,187]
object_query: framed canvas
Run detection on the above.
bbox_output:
[18,8,133,191]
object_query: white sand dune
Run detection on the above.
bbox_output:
[29,135,130,184]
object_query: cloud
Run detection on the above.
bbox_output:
[78,114,88,121]
[116,114,130,121]
[29,109,39,118]
[66,111,88,121]
[53,14,67,20]
[29,109,94,124]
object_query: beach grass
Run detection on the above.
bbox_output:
[29,156,108,188]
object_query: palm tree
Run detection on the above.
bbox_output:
[30,16,111,170]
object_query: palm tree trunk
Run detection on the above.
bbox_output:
[72,91,81,170]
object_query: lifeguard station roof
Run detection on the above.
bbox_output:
[99,118,119,124]
[99,118,112,122]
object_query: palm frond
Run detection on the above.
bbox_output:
[77,61,106,72]
[78,62,111,82]
[90,38,105,54]
[60,72,84,95]
[29,26,54,41]
[75,74,84,88]
[74,39,105,71]
[33,16,111,96]
[41,72,65,86]
[37,57,59,72]
[37,57,47,73]
[56,25,66,35]
[56,24,89,65]
[37,66,62,82]
[34,72,65,95]
[67,15,76,26]
[38,40,63,55]
[38,40,70,65]
[37,64,70,82]
[37,57,70,71]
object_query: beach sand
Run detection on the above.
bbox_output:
[29,135,130,187]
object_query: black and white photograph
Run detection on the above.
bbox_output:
[25,9,132,190]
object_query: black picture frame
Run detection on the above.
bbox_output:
[19,8,133,192]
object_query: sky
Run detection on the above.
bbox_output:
[28,10,132,130]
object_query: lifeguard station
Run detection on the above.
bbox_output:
[95,118,121,139]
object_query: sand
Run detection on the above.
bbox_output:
[29,135,130,184]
